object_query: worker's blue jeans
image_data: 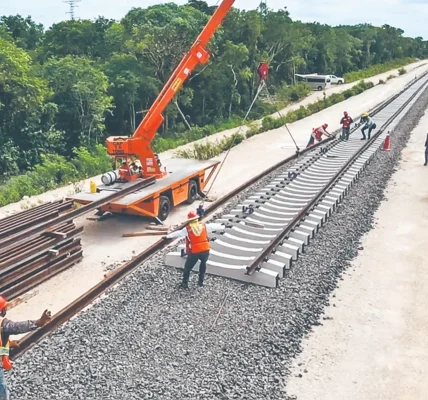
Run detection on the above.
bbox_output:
[0,369,9,400]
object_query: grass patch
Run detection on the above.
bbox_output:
[179,80,375,160]
[175,134,245,160]
[245,81,374,138]
[0,145,111,207]
[344,57,414,83]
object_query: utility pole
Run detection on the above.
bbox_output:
[63,0,81,20]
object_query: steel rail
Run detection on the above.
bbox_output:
[0,200,66,227]
[3,249,83,300]
[10,73,427,360]
[0,177,156,250]
[246,74,428,275]
[0,239,81,289]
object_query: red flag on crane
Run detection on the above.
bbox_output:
[257,62,269,81]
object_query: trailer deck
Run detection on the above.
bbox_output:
[68,158,220,220]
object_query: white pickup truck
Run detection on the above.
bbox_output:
[327,74,345,84]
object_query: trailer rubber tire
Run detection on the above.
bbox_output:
[158,196,171,221]
[185,180,198,204]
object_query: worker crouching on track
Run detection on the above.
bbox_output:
[340,111,354,141]
[360,112,377,140]
[0,296,51,400]
[164,211,226,289]
[306,123,331,148]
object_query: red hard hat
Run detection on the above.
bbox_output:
[187,211,198,220]
[0,296,9,311]
[344,111,348,115]
[322,123,328,129]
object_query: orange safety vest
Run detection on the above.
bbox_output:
[0,317,12,370]
[185,222,210,254]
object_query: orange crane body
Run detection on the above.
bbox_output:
[106,0,235,179]
[71,0,235,222]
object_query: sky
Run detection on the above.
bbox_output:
[1,0,427,39]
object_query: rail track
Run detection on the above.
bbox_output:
[10,71,428,359]
[166,71,428,286]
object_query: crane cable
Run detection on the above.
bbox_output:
[200,77,301,210]
[261,80,300,153]
[199,79,266,208]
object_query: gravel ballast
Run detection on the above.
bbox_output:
[7,86,428,400]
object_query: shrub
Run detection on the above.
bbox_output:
[175,133,245,160]
[261,116,277,131]
[295,106,310,120]
[379,79,386,84]
[0,146,113,207]
[72,145,111,178]
[245,123,262,138]
[343,89,355,99]
[398,67,406,75]
[387,74,396,80]
[343,57,415,83]
[277,82,311,103]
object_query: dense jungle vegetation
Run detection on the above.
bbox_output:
[0,1,427,205]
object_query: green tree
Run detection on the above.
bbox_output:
[0,15,44,50]
[43,56,113,150]
[38,17,114,60]
[103,53,158,134]
[0,37,52,176]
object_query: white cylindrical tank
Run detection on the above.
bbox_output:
[101,170,119,186]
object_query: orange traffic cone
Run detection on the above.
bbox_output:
[382,134,391,151]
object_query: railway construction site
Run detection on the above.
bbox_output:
[2,5,428,397]
[1,59,427,399]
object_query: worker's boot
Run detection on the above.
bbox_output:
[180,280,189,289]
[198,278,204,287]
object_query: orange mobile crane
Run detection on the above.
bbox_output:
[69,0,235,222]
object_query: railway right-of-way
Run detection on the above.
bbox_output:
[165,71,428,287]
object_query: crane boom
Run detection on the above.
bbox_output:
[106,0,235,179]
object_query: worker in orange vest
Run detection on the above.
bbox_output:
[164,211,226,289]
[306,123,331,148]
[0,296,51,400]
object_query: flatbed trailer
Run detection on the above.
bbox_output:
[68,158,220,221]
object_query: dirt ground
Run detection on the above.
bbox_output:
[4,60,428,330]
[286,104,428,399]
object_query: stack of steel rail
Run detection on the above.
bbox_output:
[0,200,83,300]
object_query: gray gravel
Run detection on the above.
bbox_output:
[7,87,428,400]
